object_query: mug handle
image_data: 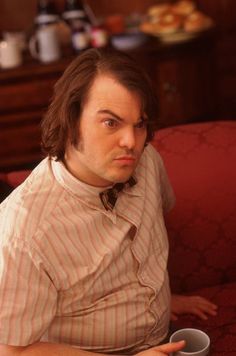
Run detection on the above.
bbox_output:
[29,35,39,59]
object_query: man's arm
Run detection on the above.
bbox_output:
[0,343,101,356]
[0,340,185,356]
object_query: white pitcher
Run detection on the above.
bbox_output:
[29,23,61,63]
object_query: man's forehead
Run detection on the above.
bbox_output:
[89,74,124,91]
[87,74,143,104]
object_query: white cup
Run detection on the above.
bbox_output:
[29,23,61,63]
[0,40,23,69]
[3,31,26,51]
[170,328,210,356]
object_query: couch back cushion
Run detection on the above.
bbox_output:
[151,121,236,293]
[5,170,31,188]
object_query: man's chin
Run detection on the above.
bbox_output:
[109,172,134,184]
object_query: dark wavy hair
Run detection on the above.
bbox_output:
[41,47,159,160]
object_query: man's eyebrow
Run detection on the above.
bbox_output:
[97,109,147,122]
[97,109,124,121]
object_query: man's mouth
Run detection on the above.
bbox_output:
[114,156,136,165]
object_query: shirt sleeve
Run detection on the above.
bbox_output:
[0,237,58,346]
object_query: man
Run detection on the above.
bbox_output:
[0,48,217,356]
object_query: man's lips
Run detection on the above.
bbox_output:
[115,156,135,160]
[114,156,136,165]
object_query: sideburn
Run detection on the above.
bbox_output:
[71,124,84,153]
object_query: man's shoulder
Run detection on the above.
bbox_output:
[0,158,63,242]
[138,143,163,173]
[145,143,162,161]
[8,158,56,204]
[137,143,171,196]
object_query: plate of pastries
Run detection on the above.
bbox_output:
[140,0,214,43]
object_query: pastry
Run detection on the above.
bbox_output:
[184,11,213,32]
[172,0,196,16]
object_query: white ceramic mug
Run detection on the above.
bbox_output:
[2,31,26,51]
[170,328,210,356]
[0,40,23,69]
[29,23,61,63]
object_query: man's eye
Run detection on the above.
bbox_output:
[104,119,118,128]
[135,120,147,129]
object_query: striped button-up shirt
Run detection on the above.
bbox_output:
[0,144,175,353]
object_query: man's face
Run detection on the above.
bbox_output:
[65,74,147,187]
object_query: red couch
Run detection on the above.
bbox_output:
[152,121,236,356]
[1,121,236,355]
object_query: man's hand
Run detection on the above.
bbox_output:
[171,294,218,321]
[137,341,185,356]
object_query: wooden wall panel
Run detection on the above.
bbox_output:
[1,0,236,32]
[0,0,36,32]
[196,0,236,118]
[0,0,158,32]
[196,0,236,31]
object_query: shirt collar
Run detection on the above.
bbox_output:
[51,159,142,212]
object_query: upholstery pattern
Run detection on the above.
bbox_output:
[151,121,236,292]
[151,121,236,356]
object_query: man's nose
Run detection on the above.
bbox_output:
[119,127,136,149]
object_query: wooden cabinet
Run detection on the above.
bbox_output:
[196,0,236,118]
[152,34,216,127]
[129,31,216,128]
[0,33,216,171]
[0,57,72,171]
